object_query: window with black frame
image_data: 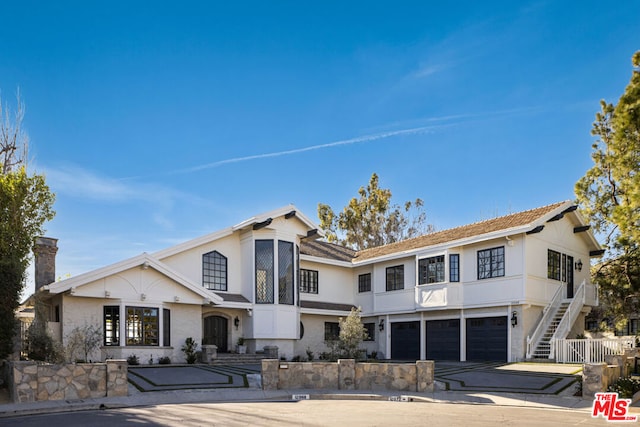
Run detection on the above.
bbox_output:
[386,265,404,291]
[104,306,120,346]
[300,269,319,294]
[419,255,445,284]
[358,273,371,293]
[477,246,505,279]
[547,249,561,280]
[324,322,340,341]
[202,250,227,291]
[449,254,460,282]
[125,306,159,346]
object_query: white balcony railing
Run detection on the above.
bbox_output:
[554,338,635,363]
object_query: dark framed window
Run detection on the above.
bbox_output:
[418,255,445,284]
[163,309,170,346]
[255,240,274,304]
[324,322,340,341]
[561,253,567,282]
[203,250,227,291]
[547,250,561,281]
[363,323,375,341]
[449,254,460,282]
[477,246,505,280]
[125,306,159,346]
[300,269,319,294]
[278,241,294,305]
[104,305,120,346]
[358,273,372,293]
[386,265,404,291]
[296,245,300,306]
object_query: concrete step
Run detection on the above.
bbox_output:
[208,353,269,365]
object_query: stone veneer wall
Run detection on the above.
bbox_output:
[8,360,128,403]
[262,359,434,393]
[583,348,640,398]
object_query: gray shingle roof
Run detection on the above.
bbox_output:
[300,300,356,312]
[300,240,357,262]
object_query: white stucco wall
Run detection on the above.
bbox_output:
[160,233,243,294]
[299,260,353,304]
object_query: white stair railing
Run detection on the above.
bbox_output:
[549,279,586,358]
[526,284,564,358]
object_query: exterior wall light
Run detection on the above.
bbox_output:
[575,259,583,271]
[511,311,518,327]
[234,316,240,329]
[379,319,385,331]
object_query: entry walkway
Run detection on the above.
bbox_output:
[435,362,582,395]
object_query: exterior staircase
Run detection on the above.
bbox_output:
[530,302,570,359]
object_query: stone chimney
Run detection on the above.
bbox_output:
[34,237,58,291]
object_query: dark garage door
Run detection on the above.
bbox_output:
[426,319,460,360]
[391,321,420,360]
[466,316,507,362]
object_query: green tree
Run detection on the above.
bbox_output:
[575,51,640,326]
[318,173,433,250]
[0,93,55,359]
[337,307,368,359]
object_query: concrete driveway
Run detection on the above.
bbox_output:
[128,361,581,396]
[434,361,582,395]
[128,364,261,392]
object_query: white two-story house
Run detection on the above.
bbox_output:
[36,200,602,363]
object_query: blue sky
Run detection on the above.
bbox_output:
[1,1,639,294]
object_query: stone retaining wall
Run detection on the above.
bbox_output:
[583,348,640,398]
[8,360,128,403]
[262,359,434,392]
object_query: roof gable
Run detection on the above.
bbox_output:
[43,253,224,304]
[153,204,320,260]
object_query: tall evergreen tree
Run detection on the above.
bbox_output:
[575,51,640,328]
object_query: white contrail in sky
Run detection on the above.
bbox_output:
[174,124,443,174]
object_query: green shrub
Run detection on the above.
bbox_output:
[607,377,640,398]
[158,356,171,365]
[182,337,199,364]
[127,354,140,365]
[26,321,64,363]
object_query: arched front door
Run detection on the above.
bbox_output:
[203,316,228,352]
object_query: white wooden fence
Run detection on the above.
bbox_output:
[554,338,636,363]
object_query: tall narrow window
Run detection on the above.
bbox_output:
[255,240,274,304]
[363,323,375,341]
[418,255,445,284]
[300,269,319,294]
[477,246,505,280]
[449,254,460,282]
[163,309,171,346]
[386,265,404,291]
[125,306,159,346]
[358,273,371,293]
[104,306,120,346]
[278,240,294,305]
[203,250,227,291]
